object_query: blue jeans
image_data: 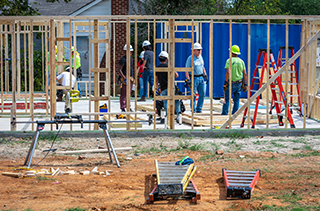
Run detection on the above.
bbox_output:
[190,76,206,112]
[77,78,81,96]
[139,77,144,97]
[222,82,241,115]
[162,89,181,116]
[142,70,153,97]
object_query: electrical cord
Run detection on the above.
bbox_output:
[31,123,63,168]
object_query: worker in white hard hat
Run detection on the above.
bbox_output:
[185,42,208,113]
[138,40,154,102]
[222,44,247,115]
[118,44,134,112]
[155,51,180,123]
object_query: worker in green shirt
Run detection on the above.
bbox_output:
[222,45,247,115]
[71,47,82,96]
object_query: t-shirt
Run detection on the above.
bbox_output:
[224,57,246,81]
[137,60,143,78]
[56,71,76,88]
[185,54,204,75]
[119,55,133,76]
[156,63,168,91]
[144,50,154,72]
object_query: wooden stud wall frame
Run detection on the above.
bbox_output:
[0,15,320,131]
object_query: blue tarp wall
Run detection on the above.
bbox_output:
[156,22,302,98]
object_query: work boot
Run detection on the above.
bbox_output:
[138,96,146,102]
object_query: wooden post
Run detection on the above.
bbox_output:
[191,19,194,130]
[228,20,232,129]
[285,19,289,128]
[247,19,251,129]
[11,22,16,131]
[29,21,34,131]
[94,19,99,130]
[134,19,138,130]
[153,19,156,130]
[209,19,213,129]
[24,22,27,114]
[113,21,116,98]
[303,20,308,128]
[0,24,3,113]
[50,19,56,123]
[17,22,21,99]
[45,22,49,116]
[107,19,111,130]
[169,19,175,129]
[126,18,131,130]
[5,26,9,100]
[266,19,270,129]
[41,25,44,92]
[69,19,72,131]
[88,19,92,130]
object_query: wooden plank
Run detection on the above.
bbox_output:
[55,37,70,42]
[56,147,132,154]
[110,122,142,128]
[90,38,108,43]
[2,172,22,178]
[174,38,192,43]
[93,19,99,130]
[90,68,109,73]
[175,68,192,72]
[56,61,69,66]
[90,96,109,101]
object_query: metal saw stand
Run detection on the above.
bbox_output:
[222,168,261,199]
[22,113,120,168]
[146,160,200,204]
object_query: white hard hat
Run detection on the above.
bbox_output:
[142,40,151,47]
[159,51,169,59]
[140,51,145,58]
[123,44,134,51]
[193,43,202,50]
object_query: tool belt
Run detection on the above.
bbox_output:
[232,80,242,84]
[194,74,203,77]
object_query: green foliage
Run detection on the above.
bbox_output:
[0,0,39,16]
[36,176,56,181]
[132,0,227,16]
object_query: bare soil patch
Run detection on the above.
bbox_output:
[0,135,320,211]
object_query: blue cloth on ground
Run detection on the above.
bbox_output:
[175,158,194,165]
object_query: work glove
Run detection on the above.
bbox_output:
[223,81,228,92]
[242,83,248,92]
[185,79,191,88]
[203,75,208,84]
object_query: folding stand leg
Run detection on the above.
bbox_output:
[103,127,113,163]
[99,123,120,168]
[23,123,44,168]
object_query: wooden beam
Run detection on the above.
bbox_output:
[94,19,99,130]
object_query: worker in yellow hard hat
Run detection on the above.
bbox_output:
[71,46,82,96]
[222,45,248,115]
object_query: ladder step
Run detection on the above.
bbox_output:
[253,77,260,79]
[250,90,257,92]
[271,88,279,90]
[282,83,297,85]
[228,180,252,183]
[275,101,284,104]
[289,106,300,109]
[226,170,257,174]
[288,95,299,97]
[228,177,254,180]
[228,183,250,187]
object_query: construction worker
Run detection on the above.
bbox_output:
[118,44,134,112]
[138,40,154,102]
[222,45,248,115]
[185,43,208,113]
[155,51,180,123]
[56,67,76,113]
[71,47,82,97]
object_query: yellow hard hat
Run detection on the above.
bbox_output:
[230,45,241,55]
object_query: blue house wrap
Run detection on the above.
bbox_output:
[156,22,302,98]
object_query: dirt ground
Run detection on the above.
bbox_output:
[0,134,320,211]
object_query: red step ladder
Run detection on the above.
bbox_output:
[274,46,302,115]
[222,168,261,199]
[240,49,296,128]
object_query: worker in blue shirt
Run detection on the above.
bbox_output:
[185,43,208,113]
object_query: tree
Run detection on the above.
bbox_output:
[226,0,281,16]
[279,0,320,16]
[132,0,227,16]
